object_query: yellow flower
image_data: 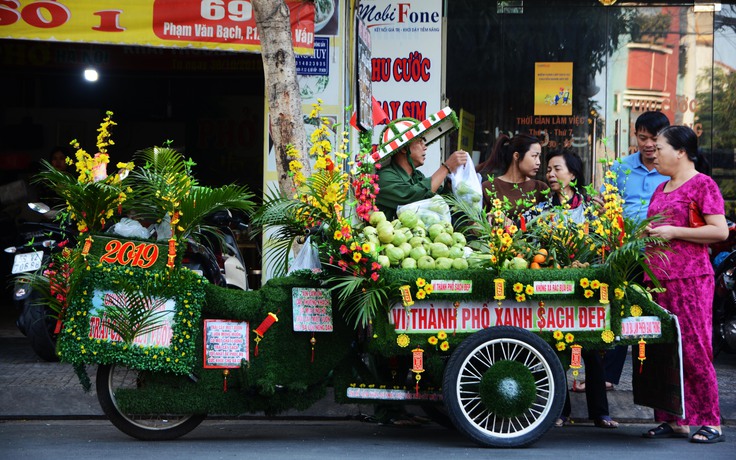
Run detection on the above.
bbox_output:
[556,342,567,351]
[601,330,615,343]
[553,330,564,340]
[428,336,438,345]
[590,279,601,289]
[362,243,371,253]
[416,289,426,300]
[437,330,447,340]
[352,252,362,263]
[396,334,410,348]
[580,278,590,288]
[440,341,450,351]
[630,305,643,317]
[565,333,575,343]
[525,284,534,295]
[614,288,625,300]
[513,282,524,293]
[515,293,526,302]
[584,289,594,298]
[416,278,426,288]
[333,230,343,240]
[423,284,433,295]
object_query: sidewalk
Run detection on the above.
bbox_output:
[1,311,735,424]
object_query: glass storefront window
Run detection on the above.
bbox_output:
[447,1,734,216]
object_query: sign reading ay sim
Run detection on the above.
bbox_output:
[389,300,609,334]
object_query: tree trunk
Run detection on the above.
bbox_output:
[252,0,311,197]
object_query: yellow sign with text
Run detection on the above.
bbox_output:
[0,0,315,54]
[534,62,573,116]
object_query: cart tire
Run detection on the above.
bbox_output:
[96,364,205,440]
[442,326,565,448]
[23,294,59,362]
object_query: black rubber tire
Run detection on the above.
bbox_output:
[442,326,566,448]
[96,364,206,440]
[23,294,59,362]
[713,293,736,356]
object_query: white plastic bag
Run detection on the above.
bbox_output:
[287,236,321,274]
[396,195,451,226]
[449,156,483,210]
[108,217,152,239]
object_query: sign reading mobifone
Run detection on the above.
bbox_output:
[203,319,249,368]
[389,300,609,333]
[292,288,333,332]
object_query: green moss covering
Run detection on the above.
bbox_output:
[479,360,537,418]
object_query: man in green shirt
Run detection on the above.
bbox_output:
[375,113,468,220]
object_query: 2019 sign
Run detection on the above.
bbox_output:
[100,239,160,269]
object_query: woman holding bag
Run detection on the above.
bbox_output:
[642,125,728,443]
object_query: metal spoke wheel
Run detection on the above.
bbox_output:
[443,326,565,448]
[96,364,205,440]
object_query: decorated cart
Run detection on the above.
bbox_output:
[34,110,683,448]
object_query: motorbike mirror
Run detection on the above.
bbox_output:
[28,202,51,214]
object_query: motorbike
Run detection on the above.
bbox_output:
[3,203,69,361]
[713,218,736,356]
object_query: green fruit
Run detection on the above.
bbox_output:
[362,226,377,237]
[508,257,529,270]
[434,232,454,247]
[376,221,394,244]
[391,231,408,246]
[387,246,405,265]
[398,210,419,229]
[428,224,445,241]
[369,212,387,227]
[409,246,427,260]
[399,242,413,258]
[436,257,453,270]
[377,255,390,268]
[417,255,436,270]
[452,258,469,269]
[430,242,450,259]
[409,236,425,248]
[443,221,454,233]
[452,232,466,246]
[401,258,417,269]
[448,246,464,259]
[412,227,427,238]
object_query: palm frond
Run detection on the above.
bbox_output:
[327,274,393,328]
[102,279,170,344]
[444,194,494,242]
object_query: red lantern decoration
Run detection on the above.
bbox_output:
[310,333,317,363]
[223,369,229,392]
[167,237,177,270]
[399,285,414,307]
[569,344,583,389]
[411,348,424,395]
[638,339,647,373]
[81,235,94,257]
[253,312,279,356]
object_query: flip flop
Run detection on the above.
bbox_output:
[594,416,619,429]
[642,423,689,438]
[690,426,725,444]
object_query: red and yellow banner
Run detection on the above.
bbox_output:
[0,0,315,54]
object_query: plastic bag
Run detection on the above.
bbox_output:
[287,236,321,274]
[148,214,172,241]
[108,217,152,239]
[396,195,451,226]
[449,156,483,210]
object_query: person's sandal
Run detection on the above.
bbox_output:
[690,426,725,444]
[593,416,619,429]
[642,423,688,438]
[554,416,570,427]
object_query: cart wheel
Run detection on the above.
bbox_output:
[442,326,565,448]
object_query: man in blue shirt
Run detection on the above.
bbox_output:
[610,111,671,223]
[604,111,670,389]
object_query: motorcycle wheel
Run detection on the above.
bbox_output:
[442,326,565,448]
[22,293,59,362]
[96,364,206,440]
[713,293,736,355]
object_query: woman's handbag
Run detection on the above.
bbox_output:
[688,201,706,228]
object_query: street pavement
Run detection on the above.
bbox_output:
[1,310,735,426]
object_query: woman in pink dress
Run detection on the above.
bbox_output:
[642,126,729,443]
